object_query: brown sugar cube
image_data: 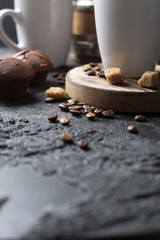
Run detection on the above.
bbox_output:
[104,67,124,85]
[45,87,67,100]
[138,71,159,88]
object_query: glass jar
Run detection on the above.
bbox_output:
[72,0,100,62]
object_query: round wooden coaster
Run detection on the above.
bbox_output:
[66,64,160,112]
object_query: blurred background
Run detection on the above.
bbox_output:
[0,0,100,62]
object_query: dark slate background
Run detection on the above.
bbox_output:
[0,47,160,240]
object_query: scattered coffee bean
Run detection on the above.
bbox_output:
[86,70,96,76]
[94,108,103,116]
[86,112,96,120]
[59,117,70,126]
[84,66,92,72]
[60,133,73,142]
[68,105,83,111]
[77,101,86,106]
[57,75,65,80]
[84,106,92,114]
[102,110,114,118]
[45,97,55,103]
[83,104,89,109]
[94,66,101,71]
[91,106,96,111]
[69,109,81,116]
[98,71,105,78]
[52,72,60,77]
[127,125,138,133]
[89,62,98,67]
[77,139,89,149]
[58,79,65,85]
[59,103,68,111]
[68,99,77,104]
[135,115,147,122]
[48,114,58,123]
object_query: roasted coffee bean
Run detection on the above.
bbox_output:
[102,110,114,118]
[89,62,98,67]
[60,133,73,142]
[94,108,103,116]
[127,125,138,133]
[48,114,58,123]
[59,103,68,111]
[67,102,76,107]
[77,101,86,105]
[52,72,60,77]
[68,105,83,111]
[68,99,77,104]
[86,112,96,120]
[58,73,65,78]
[86,70,96,76]
[59,117,70,126]
[69,109,81,116]
[84,106,92,114]
[98,71,105,78]
[45,97,55,103]
[83,104,89,109]
[77,139,89,149]
[94,66,101,71]
[84,66,92,72]
[58,79,65,85]
[134,115,147,122]
[57,75,65,80]
[91,106,96,111]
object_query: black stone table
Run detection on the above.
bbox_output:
[0,47,160,240]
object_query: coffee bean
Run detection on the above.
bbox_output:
[77,101,86,106]
[102,110,114,118]
[57,75,65,80]
[134,115,147,122]
[68,105,83,111]
[86,112,96,120]
[89,62,98,67]
[83,104,90,109]
[127,125,138,133]
[58,73,65,78]
[52,72,60,77]
[86,70,96,76]
[94,66,101,71]
[58,79,65,85]
[91,106,96,111]
[94,108,103,116]
[48,114,58,123]
[59,117,70,126]
[84,106,92,114]
[77,139,89,149]
[60,133,73,142]
[59,103,68,111]
[69,109,81,116]
[68,99,77,104]
[98,71,105,78]
[45,97,55,103]
[84,66,92,72]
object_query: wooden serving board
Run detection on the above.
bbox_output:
[66,64,160,113]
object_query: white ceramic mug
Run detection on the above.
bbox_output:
[94,0,160,78]
[0,0,73,67]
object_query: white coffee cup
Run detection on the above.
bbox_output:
[94,0,160,78]
[0,0,73,67]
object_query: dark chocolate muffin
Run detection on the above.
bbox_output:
[13,49,53,86]
[0,57,35,100]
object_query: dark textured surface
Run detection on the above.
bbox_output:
[0,48,160,240]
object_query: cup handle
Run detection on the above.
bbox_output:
[0,9,24,51]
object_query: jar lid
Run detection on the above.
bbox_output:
[73,0,94,11]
